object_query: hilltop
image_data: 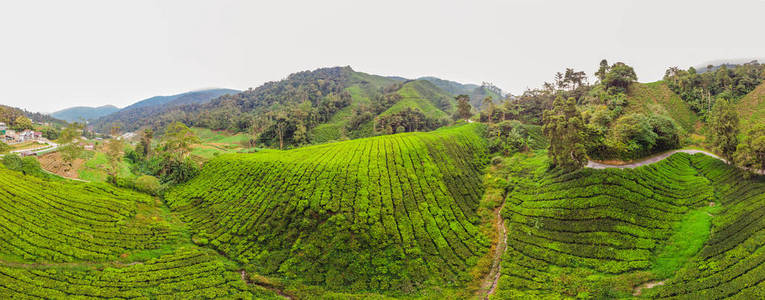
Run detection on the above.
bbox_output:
[624,81,699,132]
[50,105,119,122]
[165,124,492,296]
[737,79,765,129]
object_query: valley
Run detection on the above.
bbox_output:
[1,55,765,299]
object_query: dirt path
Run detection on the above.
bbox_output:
[587,149,765,174]
[480,201,508,299]
[633,280,665,296]
[586,150,724,169]
[240,270,293,299]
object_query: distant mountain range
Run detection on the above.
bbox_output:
[51,105,120,122]
[90,88,239,132]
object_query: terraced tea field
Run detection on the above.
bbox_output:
[491,152,765,298]
[166,123,491,294]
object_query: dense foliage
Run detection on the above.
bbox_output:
[543,97,587,170]
[664,61,765,119]
[165,124,490,295]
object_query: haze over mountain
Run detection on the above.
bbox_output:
[50,105,120,122]
[91,88,238,132]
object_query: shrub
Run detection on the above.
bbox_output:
[2,154,23,171]
[135,175,161,195]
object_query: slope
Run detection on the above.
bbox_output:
[309,71,402,142]
[625,81,700,133]
[0,166,175,262]
[493,152,716,298]
[737,79,765,129]
[50,105,120,122]
[646,155,765,299]
[165,123,490,295]
[0,164,278,298]
[380,80,455,119]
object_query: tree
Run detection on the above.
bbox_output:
[602,62,637,94]
[709,99,739,162]
[454,95,472,121]
[105,125,124,184]
[58,122,84,170]
[161,122,200,159]
[12,116,33,131]
[543,96,587,170]
[139,128,153,157]
[735,124,765,173]
[482,96,495,124]
[595,59,610,82]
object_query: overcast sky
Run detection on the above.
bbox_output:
[1,0,764,113]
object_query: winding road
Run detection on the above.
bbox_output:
[586,149,764,174]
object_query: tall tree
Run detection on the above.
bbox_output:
[735,124,765,173]
[139,128,153,157]
[454,95,473,121]
[543,96,587,170]
[709,99,739,162]
[595,59,609,82]
[602,62,637,94]
[105,125,124,184]
[58,122,84,170]
[482,96,495,124]
[12,116,33,131]
[161,122,200,159]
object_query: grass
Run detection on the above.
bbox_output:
[380,80,451,119]
[190,127,254,160]
[650,207,715,279]
[77,151,135,182]
[737,79,765,129]
[625,81,700,133]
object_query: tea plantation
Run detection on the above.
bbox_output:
[165,123,491,294]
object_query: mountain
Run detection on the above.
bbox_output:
[0,104,65,126]
[418,76,505,109]
[694,57,764,73]
[143,66,461,147]
[92,88,239,132]
[418,76,479,95]
[50,105,120,122]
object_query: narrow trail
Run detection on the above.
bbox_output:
[587,149,765,174]
[480,200,508,299]
[586,149,723,169]
[633,280,665,296]
[240,270,293,300]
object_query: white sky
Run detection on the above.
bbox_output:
[1,0,764,113]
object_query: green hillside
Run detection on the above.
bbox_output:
[381,80,454,119]
[165,124,490,295]
[737,79,765,129]
[491,152,765,298]
[625,81,700,132]
[310,71,401,143]
[0,167,174,262]
[647,155,765,298]
[0,165,277,298]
